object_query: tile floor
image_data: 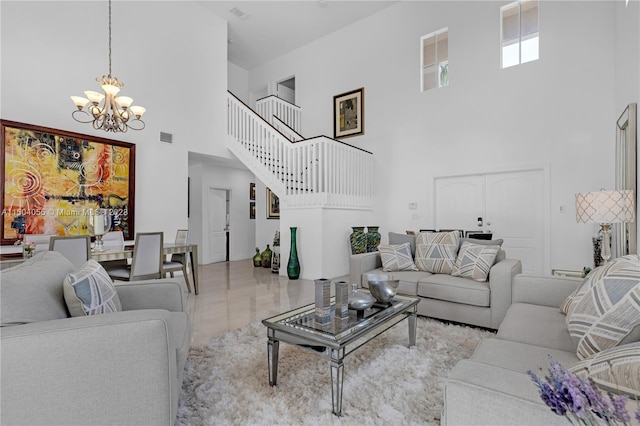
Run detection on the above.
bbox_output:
[186,260,336,345]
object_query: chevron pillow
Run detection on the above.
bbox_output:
[414,231,460,274]
[378,243,419,272]
[566,255,640,360]
[452,241,500,282]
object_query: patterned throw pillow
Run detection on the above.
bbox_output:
[452,241,500,282]
[560,262,615,315]
[378,243,419,272]
[566,255,640,360]
[570,341,640,398]
[63,260,122,316]
[414,231,460,274]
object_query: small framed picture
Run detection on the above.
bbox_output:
[249,182,256,200]
[333,87,364,139]
[249,201,256,220]
[266,188,280,219]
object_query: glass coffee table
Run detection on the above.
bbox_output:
[262,293,419,416]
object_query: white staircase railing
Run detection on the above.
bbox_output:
[226,92,373,210]
[256,95,301,133]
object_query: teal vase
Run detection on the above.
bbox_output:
[367,226,381,252]
[350,226,366,254]
[287,227,300,280]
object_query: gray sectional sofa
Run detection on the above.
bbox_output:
[349,241,522,330]
[443,271,639,424]
[1,251,191,426]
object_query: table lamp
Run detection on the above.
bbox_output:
[575,189,635,264]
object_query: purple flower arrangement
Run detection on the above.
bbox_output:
[528,356,640,425]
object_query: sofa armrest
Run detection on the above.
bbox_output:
[512,274,582,307]
[115,278,188,313]
[1,310,181,425]
[488,258,522,329]
[349,252,382,285]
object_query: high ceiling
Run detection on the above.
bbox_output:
[197,1,399,70]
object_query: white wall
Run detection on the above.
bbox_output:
[1,1,229,249]
[228,62,250,104]
[248,0,636,272]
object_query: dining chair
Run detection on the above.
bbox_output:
[99,230,128,271]
[24,234,55,253]
[49,235,91,269]
[163,229,192,292]
[108,232,164,282]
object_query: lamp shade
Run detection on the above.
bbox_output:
[575,190,635,224]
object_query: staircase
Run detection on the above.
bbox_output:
[226,91,373,210]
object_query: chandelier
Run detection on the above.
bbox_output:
[70,0,145,133]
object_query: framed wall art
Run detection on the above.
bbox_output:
[266,187,279,219]
[250,182,256,200]
[250,201,256,220]
[1,120,136,244]
[333,87,364,139]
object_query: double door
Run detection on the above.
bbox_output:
[434,169,545,274]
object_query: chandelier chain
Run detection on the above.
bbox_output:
[108,0,112,76]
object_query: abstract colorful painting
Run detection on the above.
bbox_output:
[1,120,135,244]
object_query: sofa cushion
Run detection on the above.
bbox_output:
[377,243,418,272]
[414,231,460,274]
[1,251,75,326]
[417,274,490,307]
[63,260,123,316]
[497,303,577,353]
[388,232,416,257]
[452,241,500,282]
[470,338,580,373]
[570,341,640,398]
[361,268,426,296]
[567,255,640,359]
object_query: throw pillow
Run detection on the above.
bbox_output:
[566,255,640,360]
[388,232,417,257]
[570,341,640,398]
[452,241,501,282]
[414,231,460,274]
[457,237,504,251]
[378,243,419,272]
[63,259,122,316]
[560,261,615,316]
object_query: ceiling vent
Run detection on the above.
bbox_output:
[160,132,173,143]
[229,7,249,20]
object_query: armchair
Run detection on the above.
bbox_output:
[0,251,191,426]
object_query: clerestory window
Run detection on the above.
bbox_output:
[421,28,449,92]
[501,0,539,69]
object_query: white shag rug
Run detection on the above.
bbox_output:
[176,317,494,426]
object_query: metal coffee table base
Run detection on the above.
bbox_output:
[265,307,417,416]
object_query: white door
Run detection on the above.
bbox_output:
[435,169,545,274]
[484,170,544,275]
[207,188,227,263]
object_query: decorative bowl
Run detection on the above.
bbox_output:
[367,277,400,304]
[348,284,375,311]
